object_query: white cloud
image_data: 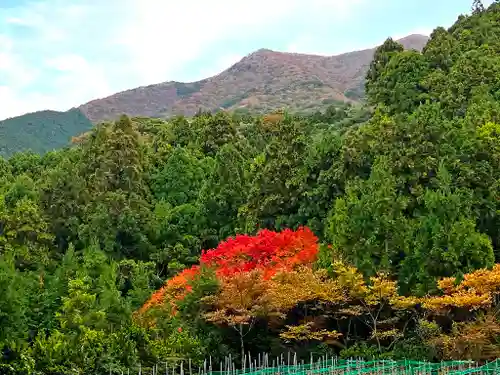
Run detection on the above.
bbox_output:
[0,86,58,120]
[0,52,112,119]
[286,35,336,56]
[0,34,39,95]
[5,17,28,25]
[199,53,245,79]
[114,0,298,84]
[0,0,370,119]
[4,3,69,42]
[110,0,370,84]
[45,54,91,72]
[0,52,38,88]
[286,27,434,58]
[46,54,112,104]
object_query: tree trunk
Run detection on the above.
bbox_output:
[239,324,245,364]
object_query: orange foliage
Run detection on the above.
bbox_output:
[138,266,200,314]
[71,131,92,144]
[138,222,500,356]
[262,113,284,125]
[460,264,500,293]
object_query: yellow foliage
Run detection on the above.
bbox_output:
[279,322,342,343]
[437,277,457,294]
[370,328,403,340]
[266,267,346,311]
[198,256,500,351]
[422,264,500,313]
[202,270,272,327]
[390,295,420,309]
[422,291,491,313]
[364,274,398,306]
[332,261,368,298]
[459,264,500,294]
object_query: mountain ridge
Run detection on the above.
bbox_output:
[0,34,429,157]
[78,34,429,123]
[0,108,92,157]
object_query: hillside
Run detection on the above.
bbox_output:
[0,35,427,156]
[79,34,429,123]
[2,2,500,372]
[0,108,93,157]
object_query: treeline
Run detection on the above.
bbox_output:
[1,2,500,374]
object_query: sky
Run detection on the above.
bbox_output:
[0,0,494,120]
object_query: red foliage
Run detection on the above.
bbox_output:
[200,227,318,279]
[139,227,319,314]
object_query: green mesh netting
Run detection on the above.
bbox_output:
[208,358,500,375]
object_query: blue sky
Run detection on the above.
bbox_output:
[0,0,493,119]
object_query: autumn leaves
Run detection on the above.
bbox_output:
[137,227,500,360]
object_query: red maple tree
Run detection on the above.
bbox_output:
[139,227,319,313]
[201,226,318,278]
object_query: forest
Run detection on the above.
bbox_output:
[0,109,92,158]
[1,2,500,374]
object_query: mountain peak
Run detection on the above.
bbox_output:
[398,33,429,39]
[395,34,430,49]
[252,48,274,54]
[77,34,429,123]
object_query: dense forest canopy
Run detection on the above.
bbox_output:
[0,109,93,158]
[2,2,500,374]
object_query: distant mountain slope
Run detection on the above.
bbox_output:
[0,108,93,157]
[0,34,429,157]
[79,34,429,123]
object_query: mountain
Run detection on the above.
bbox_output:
[79,34,429,123]
[0,34,428,157]
[0,108,93,157]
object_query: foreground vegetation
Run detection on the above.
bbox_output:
[1,1,500,374]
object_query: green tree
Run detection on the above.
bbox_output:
[192,111,237,156]
[40,152,88,250]
[399,166,494,295]
[240,114,310,231]
[81,115,146,195]
[199,143,248,240]
[150,147,210,206]
[367,51,429,114]
[365,38,404,104]
[327,157,409,278]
